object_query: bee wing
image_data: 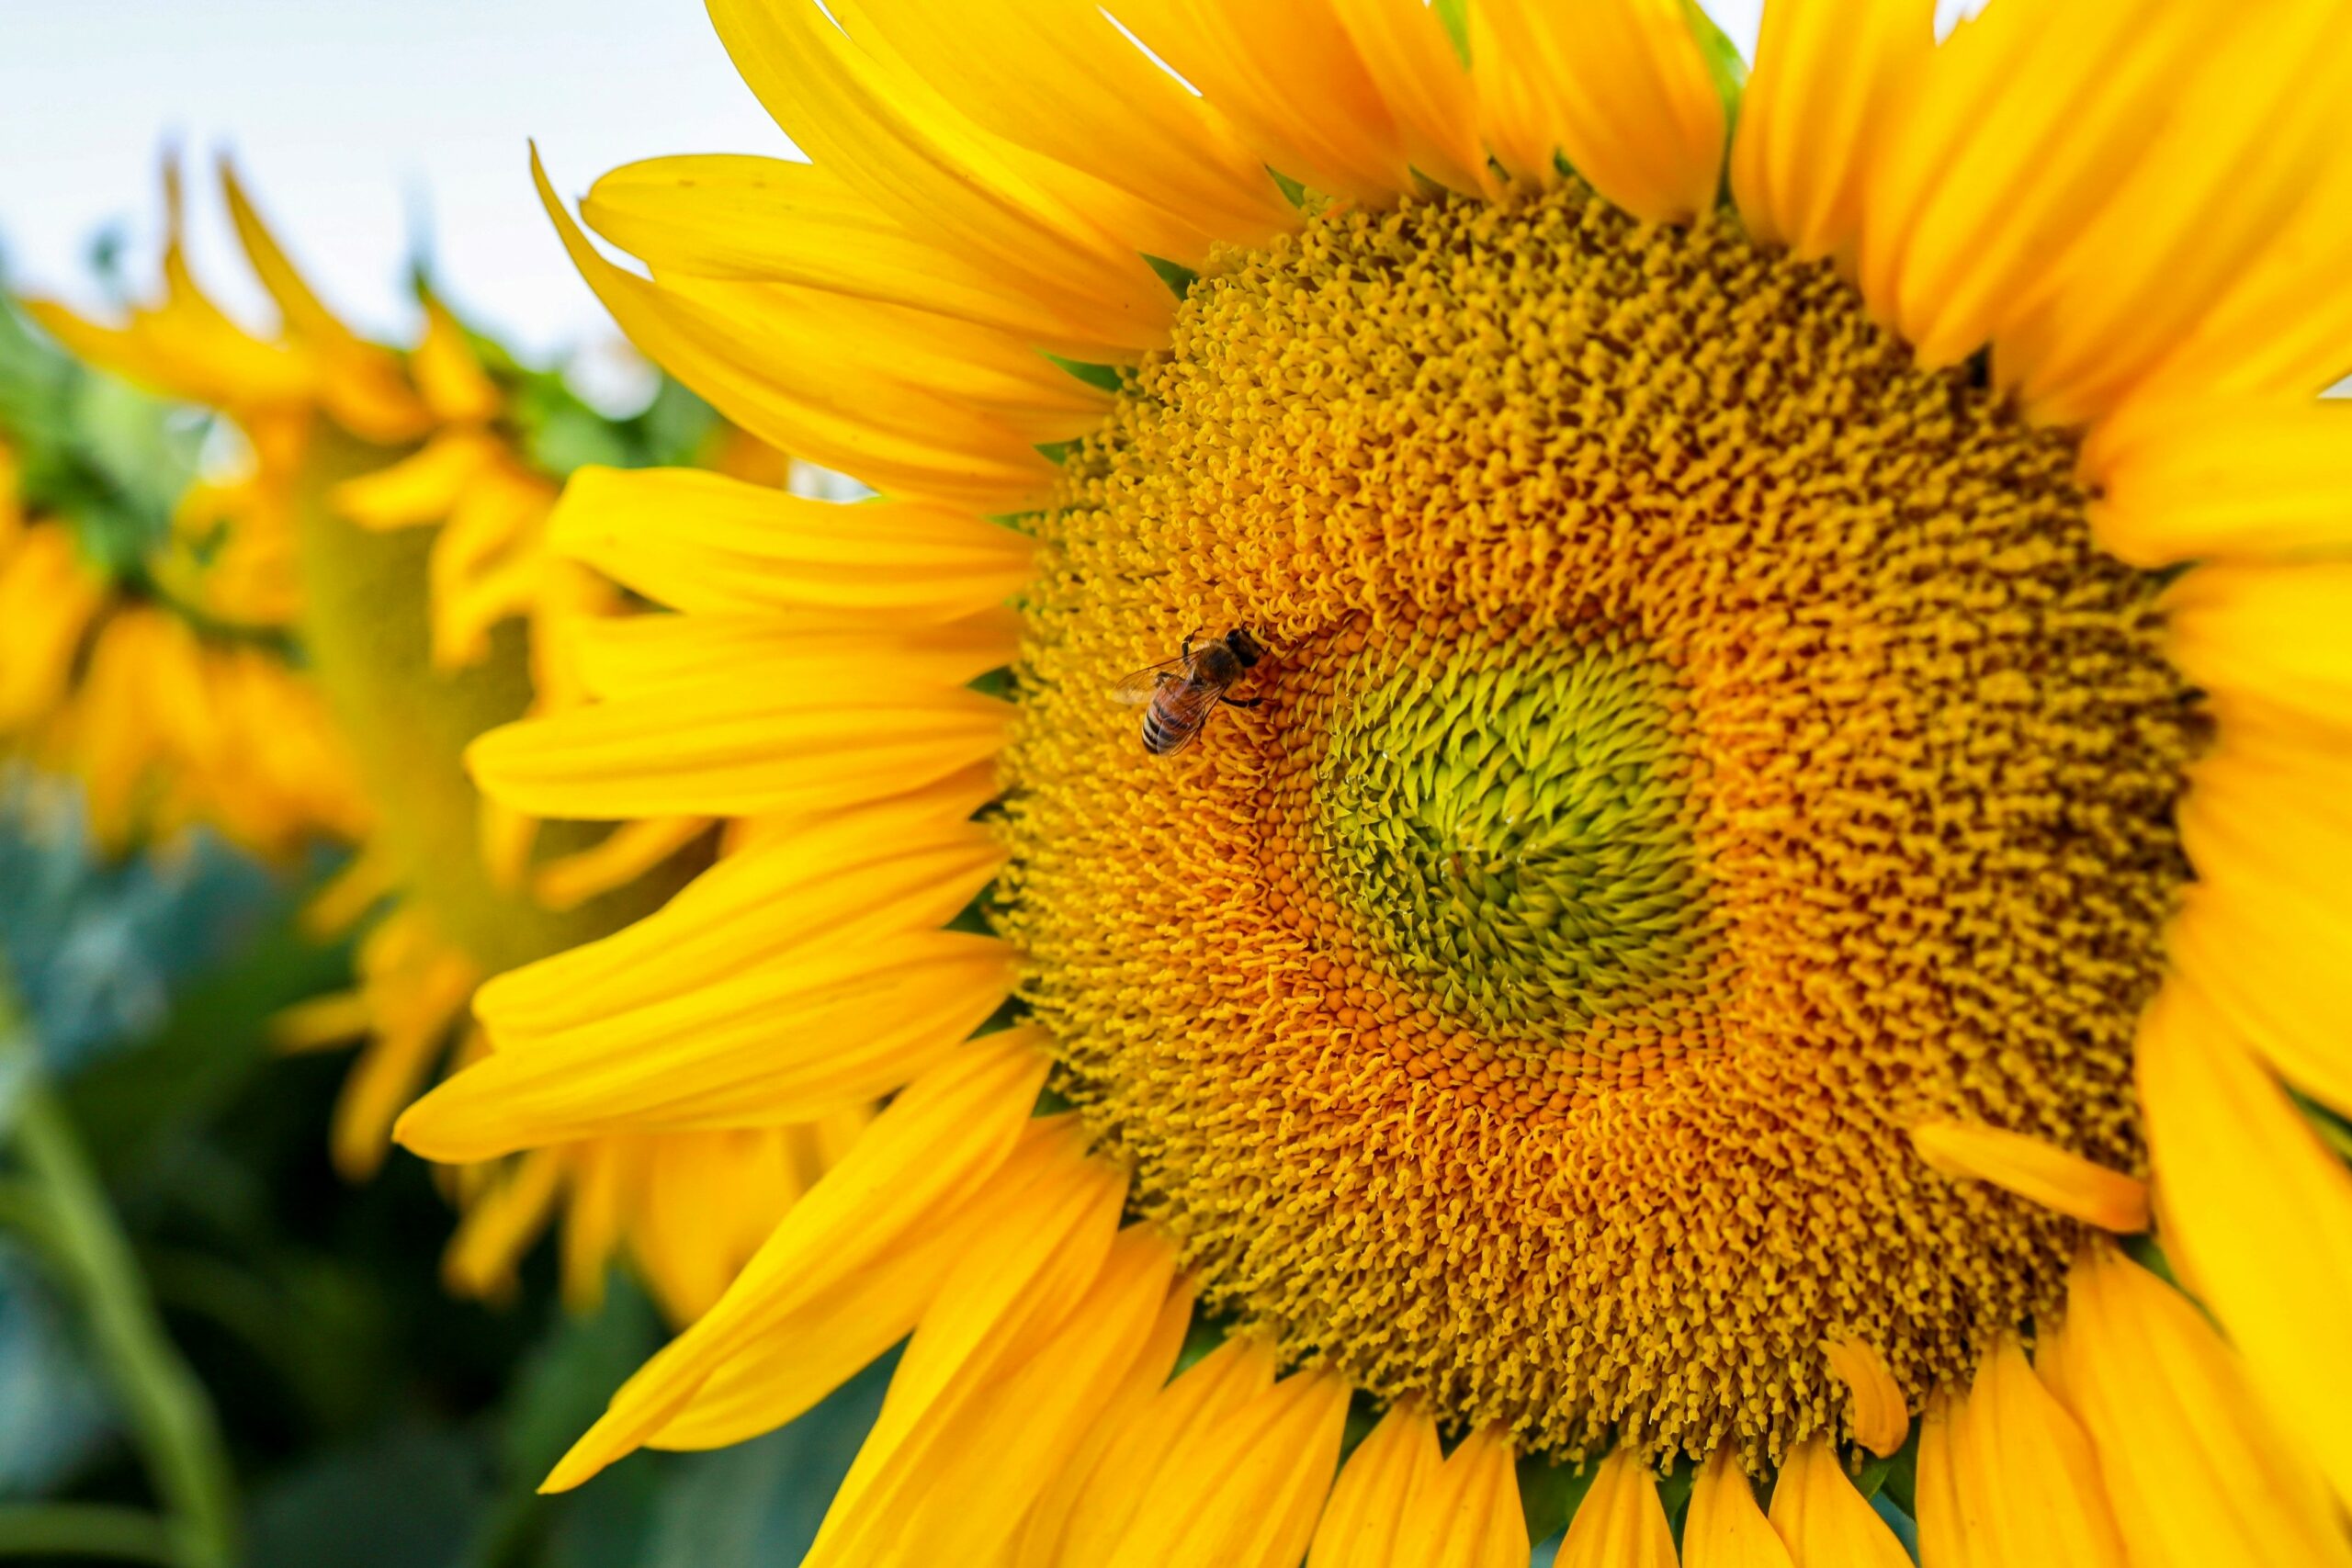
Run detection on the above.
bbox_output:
[1111,656,1187,705]
[1147,676,1231,755]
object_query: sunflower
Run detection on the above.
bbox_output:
[26,159,830,1325]
[398,0,2352,1559]
[0,302,368,860]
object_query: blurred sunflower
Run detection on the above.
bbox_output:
[0,319,367,860]
[24,159,832,1326]
[399,0,2352,1562]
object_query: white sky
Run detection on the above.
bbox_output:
[0,0,1769,368]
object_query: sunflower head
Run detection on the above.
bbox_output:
[401,0,2352,1560]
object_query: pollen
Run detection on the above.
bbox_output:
[994,183,2201,1464]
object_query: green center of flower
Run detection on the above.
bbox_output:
[1317,624,1712,1036]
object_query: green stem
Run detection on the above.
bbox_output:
[0,1502,185,1564]
[0,999,237,1568]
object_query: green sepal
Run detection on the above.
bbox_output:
[1432,0,1471,67]
[1265,166,1311,210]
[1872,1421,1925,1515]
[2294,1088,2352,1167]
[1141,254,1200,301]
[2120,1231,2183,1291]
[1035,438,1086,465]
[1657,1451,1699,1550]
[1517,1448,1599,1545]
[1171,1309,1238,1377]
[1679,1,1750,121]
[1042,354,1128,394]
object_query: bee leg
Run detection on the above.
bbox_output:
[1221,695,1262,709]
[1181,628,1198,660]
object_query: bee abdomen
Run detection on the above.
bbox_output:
[1142,705,1188,754]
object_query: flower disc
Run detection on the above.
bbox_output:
[1001,182,2203,1461]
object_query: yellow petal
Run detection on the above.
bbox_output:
[1472,0,1727,224]
[1015,1338,1281,1568]
[583,154,1133,348]
[475,778,1001,1037]
[805,1220,1173,1568]
[330,914,481,1179]
[703,0,1170,344]
[331,429,505,530]
[1932,1340,2124,1568]
[540,1033,1049,1489]
[548,464,1035,620]
[1910,1120,2149,1234]
[2136,980,2352,1511]
[269,990,371,1054]
[1099,1363,1351,1568]
[531,149,1056,510]
[20,293,311,415]
[1912,1394,1968,1568]
[1767,1437,1909,1568]
[1732,0,1931,260]
[558,1140,630,1310]
[2132,140,2352,404]
[817,0,1294,259]
[2168,737,2352,1120]
[443,1149,564,1302]
[1685,1447,1792,1568]
[531,815,713,913]
[609,1125,811,1324]
[218,157,429,442]
[1105,0,1411,204]
[412,296,503,424]
[1003,1281,1201,1568]
[571,609,1018,704]
[1557,1450,1676,1568]
[1822,1339,1908,1458]
[2162,560,2352,738]
[2082,400,2352,570]
[1108,0,1411,205]
[2042,1247,2352,1568]
[396,929,1012,1159]
[0,527,107,727]
[465,661,1011,821]
[1399,1427,1528,1568]
[1995,14,2352,425]
[1324,0,1489,197]
[1307,1403,1443,1568]
[1858,2,2229,369]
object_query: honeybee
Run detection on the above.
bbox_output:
[1112,626,1266,756]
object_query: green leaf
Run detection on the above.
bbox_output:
[1265,166,1311,209]
[63,905,355,1180]
[245,1422,491,1568]
[635,1358,892,1568]
[499,1274,662,1486]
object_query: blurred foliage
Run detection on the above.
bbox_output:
[0,294,202,586]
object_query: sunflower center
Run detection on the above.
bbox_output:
[997,183,2201,1464]
[1317,622,1712,1038]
